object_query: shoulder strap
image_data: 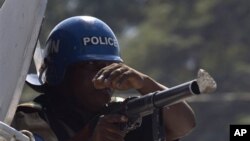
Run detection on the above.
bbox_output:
[16,102,42,113]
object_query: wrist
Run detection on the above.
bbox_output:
[136,75,167,95]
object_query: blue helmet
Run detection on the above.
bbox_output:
[38,16,123,85]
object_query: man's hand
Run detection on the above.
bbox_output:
[92,63,147,90]
[91,114,128,141]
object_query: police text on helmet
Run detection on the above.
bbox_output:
[83,36,118,47]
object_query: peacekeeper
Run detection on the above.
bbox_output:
[12,16,196,141]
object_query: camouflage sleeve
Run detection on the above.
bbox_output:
[11,103,58,141]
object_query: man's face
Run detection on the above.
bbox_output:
[65,61,114,112]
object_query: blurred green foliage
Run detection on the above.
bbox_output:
[39,0,250,93]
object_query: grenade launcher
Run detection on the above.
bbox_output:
[101,69,217,140]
